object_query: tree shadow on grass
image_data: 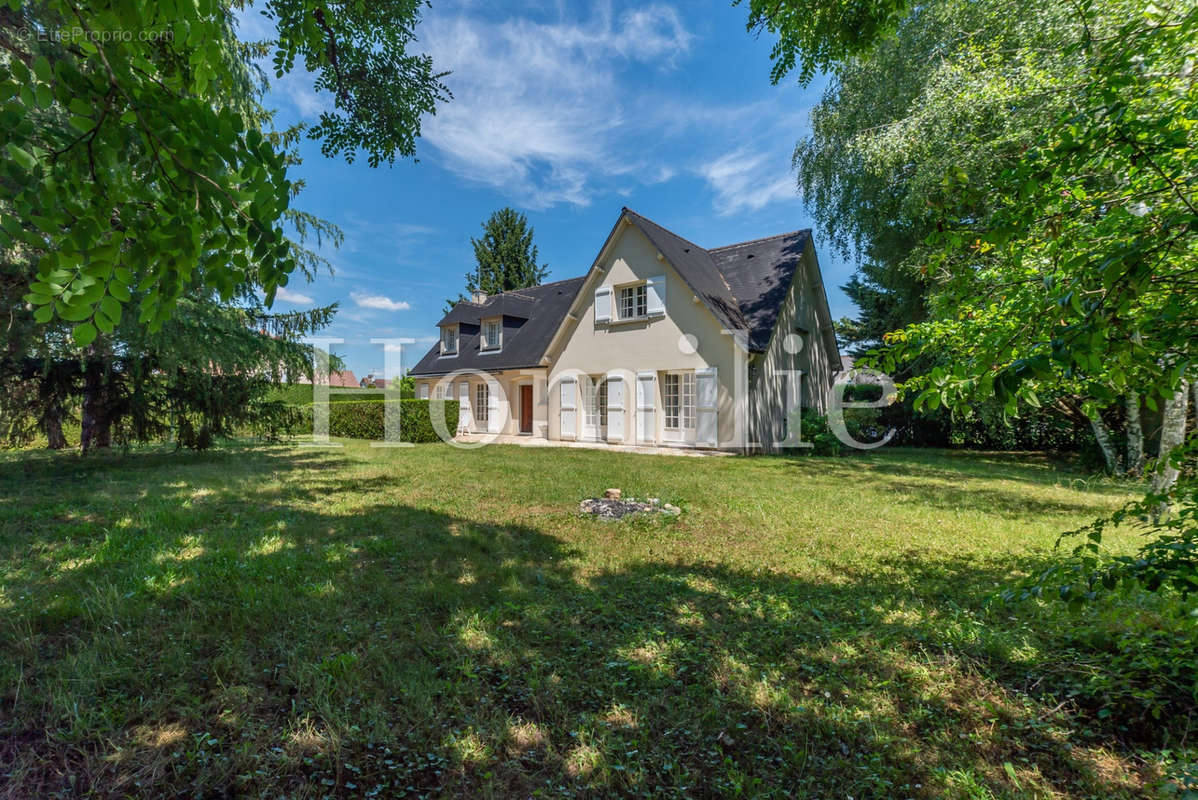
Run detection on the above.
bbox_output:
[0,448,1159,799]
[777,451,1131,519]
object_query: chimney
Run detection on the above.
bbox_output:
[471,290,488,304]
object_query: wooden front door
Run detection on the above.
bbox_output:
[519,385,533,434]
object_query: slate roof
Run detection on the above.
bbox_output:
[437,291,537,326]
[709,229,811,352]
[409,277,585,376]
[620,210,748,338]
[410,210,830,377]
[622,209,815,353]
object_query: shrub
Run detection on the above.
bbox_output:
[296,399,460,443]
[394,399,460,443]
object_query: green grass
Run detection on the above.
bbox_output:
[0,441,1192,798]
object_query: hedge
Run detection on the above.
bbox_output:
[304,399,460,442]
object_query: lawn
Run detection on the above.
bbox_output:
[0,441,1191,798]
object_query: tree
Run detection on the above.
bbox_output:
[0,1,447,346]
[744,0,1197,596]
[0,2,393,451]
[447,208,548,309]
[762,0,1099,449]
[779,0,1086,352]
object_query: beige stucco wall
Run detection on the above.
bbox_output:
[747,239,840,452]
[545,221,743,449]
[414,369,547,437]
[414,225,840,454]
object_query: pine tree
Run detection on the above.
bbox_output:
[447,209,548,310]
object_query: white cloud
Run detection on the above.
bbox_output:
[275,286,316,304]
[418,4,693,208]
[699,148,798,216]
[273,70,331,117]
[351,292,411,312]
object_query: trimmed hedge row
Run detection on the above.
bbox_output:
[316,400,460,442]
[271,384,388,406]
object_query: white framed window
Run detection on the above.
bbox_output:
[481,318,502,351]
[475,383,489,422]
[618,283,647,320]
[663,371,695,431]
[441,325,458,355]
[583,377,608,430]
[434,383,446,399]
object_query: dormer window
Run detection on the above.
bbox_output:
[441,325,458,356]
[619,283,648,320]
[481,317,502,351]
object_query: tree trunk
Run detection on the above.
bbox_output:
[1125,391,1145,476]
[80,356,106,453]
[1088,412,1123,475]
[1150,379,1190,496]
[42,401,67,450]
[1192,380,1198,432]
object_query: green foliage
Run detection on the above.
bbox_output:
[268,383,384,406]
[0,1,445,342]
[447,208,548,310]
[1019,440,1198,605]
[947,404,1089,451]
[762,0,1197,599]
[737,0,911,86]
[297,399,460,443]
[265,0,450,167]
[875,2,1198,598]
[785,408,885,456]
[786,0,1082,352]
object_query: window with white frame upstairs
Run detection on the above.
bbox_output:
[618,283,647,320]
[481,318,502,351]
[441,325,458,355]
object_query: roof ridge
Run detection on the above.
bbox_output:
[525,275,585,289]
[621,206,746,324]
[463,276,585,306]
[709,229,810,252]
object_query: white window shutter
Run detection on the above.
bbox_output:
[487,379,501,433]
[636,371,656,444]
[696,367,718,447]
[559,378,577,439]
[646,275,666,316]
[458,381,471,432]
[594,286,612,324]
[418,382,429,400]
[606,376,625,442]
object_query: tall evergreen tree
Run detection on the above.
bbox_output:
[447,208,548,309]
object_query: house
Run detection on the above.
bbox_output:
[328,370,359,388]
[408,208,840,453]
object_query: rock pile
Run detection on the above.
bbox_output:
[579,491,680,520]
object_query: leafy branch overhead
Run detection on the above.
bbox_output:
[0,1,447,346]
[754,0,1196,601]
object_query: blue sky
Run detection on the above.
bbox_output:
[239,1,851,379]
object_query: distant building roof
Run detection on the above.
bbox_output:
[328,370,358,387]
